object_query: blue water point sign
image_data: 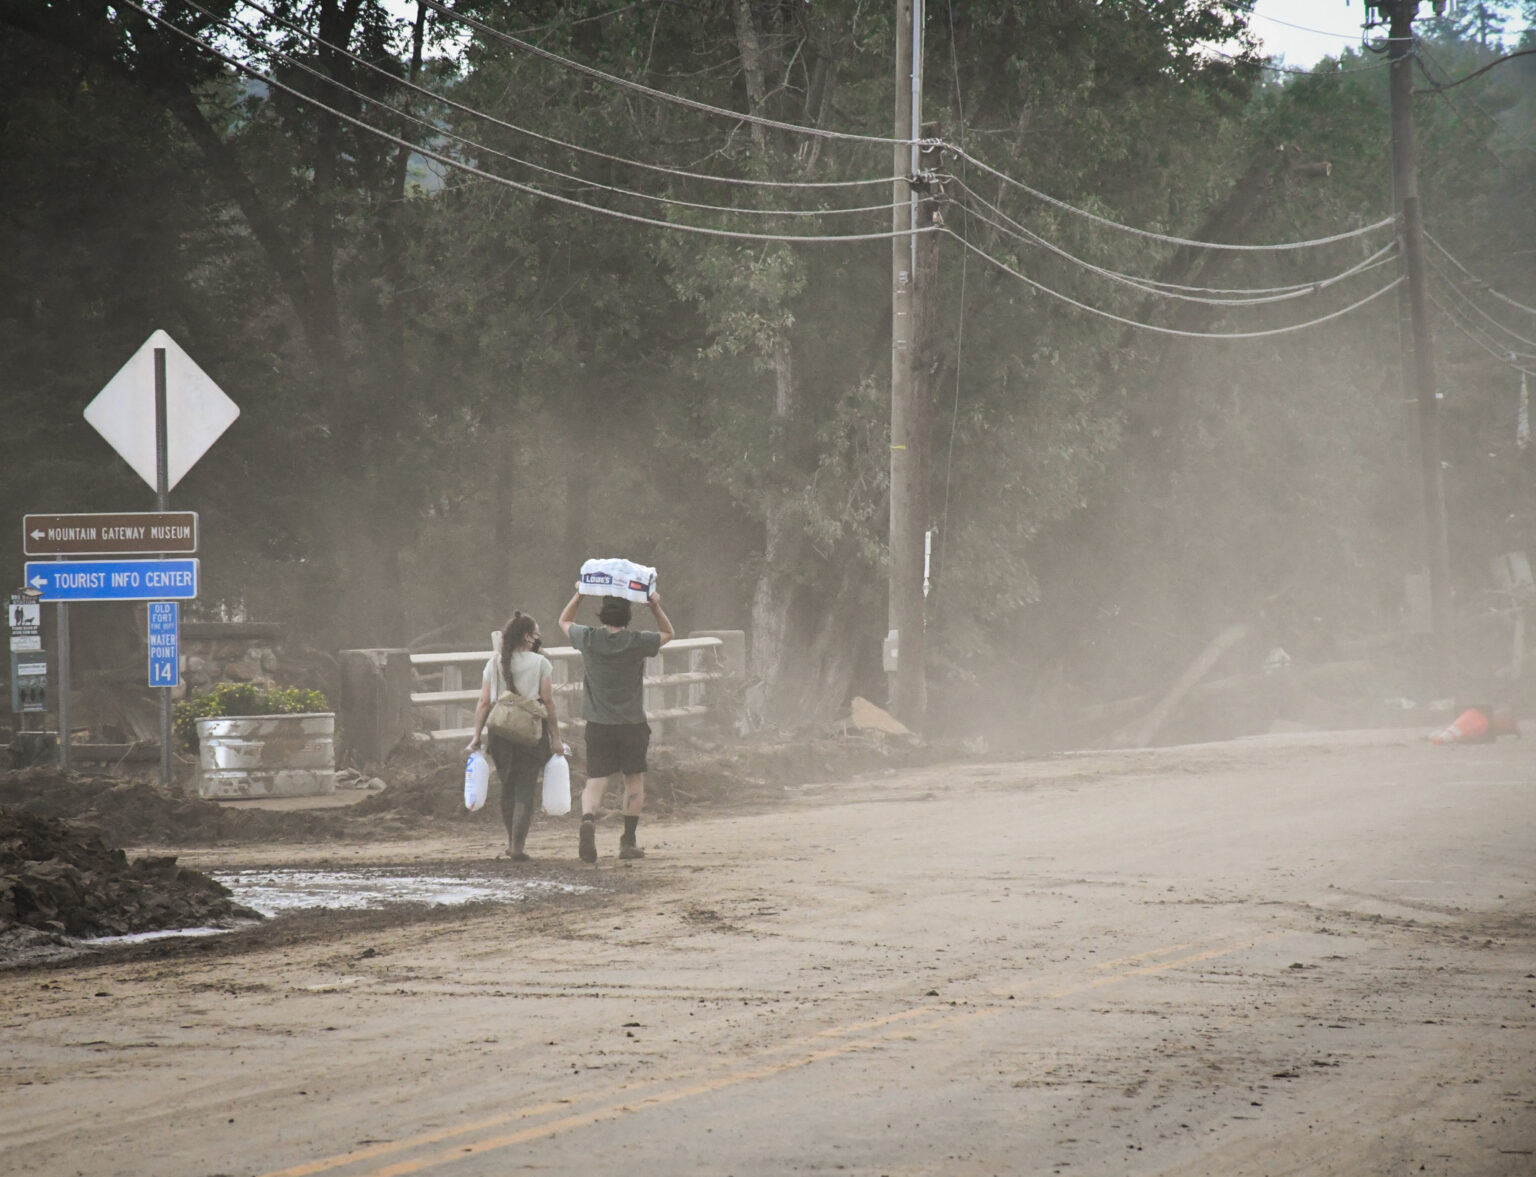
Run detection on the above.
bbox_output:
[148,602,180,688]
[25,559,199,602]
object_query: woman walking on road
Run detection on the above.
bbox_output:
[467,612,562,861]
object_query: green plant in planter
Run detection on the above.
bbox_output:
[174,683,330,750]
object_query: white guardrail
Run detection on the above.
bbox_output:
[409,635,730,744]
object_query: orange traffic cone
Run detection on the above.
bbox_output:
[1432,707,1492,745]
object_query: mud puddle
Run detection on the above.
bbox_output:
[214,868,594,916]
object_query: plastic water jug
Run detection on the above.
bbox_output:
[464,750,490,811]
[542,753,571,815]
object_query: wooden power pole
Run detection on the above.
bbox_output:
[889,0,927,727]
[1385,0,1455,689]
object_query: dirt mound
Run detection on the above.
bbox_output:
[0,806,263,942]
[0,768,347,846]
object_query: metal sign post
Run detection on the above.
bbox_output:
[57,587,69,774]
[155,346,172,788]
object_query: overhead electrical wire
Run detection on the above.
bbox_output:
[117,0,1412,345]
[943,146,1397,253]
[1413,43,1526,177]
[115,0,935,247]
[153,0,904,224]
[183,0,901,223]
[947,177,1401,305]
[940,225,1405,340]
[1429,264,1536,355]
[1432,295,1536,375]
[1217,1,1364,44]
[1414,45,1536,91]
[1426,232,1536,318]
[418,0,902,147]
[229,0,900,191]
[1124,0,1390,77]
[206,0,1391,263]
[238,0,1402,260]
[423,0,1401,255]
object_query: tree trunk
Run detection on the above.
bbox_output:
[729,2,869,730]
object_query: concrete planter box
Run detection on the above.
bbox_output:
[195,713,336,799]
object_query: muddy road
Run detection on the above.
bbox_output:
[2,731,1533,1176]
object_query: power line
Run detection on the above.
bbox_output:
[285,0,1404,262]
[418,0,903,148]
[1432,295,1536,375]
[1412,42,1525,177]
[230,0,900,192]
[948,178,1400,305]
[1415,45,1536,90]
[118,0,1417,345]
[153,0,903,225]
[941,225,1404,340]
[1219,1,1365,44]
[1429,265,1536,354]
[1124,0,1390,77]
[117,0,938,248]
[944,146,1397,252]
[1426,232,1536,317]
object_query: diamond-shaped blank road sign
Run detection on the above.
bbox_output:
[83,329,240,493]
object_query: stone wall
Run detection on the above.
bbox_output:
[177,622,284,699]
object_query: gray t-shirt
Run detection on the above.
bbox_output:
[568,624,662,725]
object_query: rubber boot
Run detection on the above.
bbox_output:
[508,801,533,862]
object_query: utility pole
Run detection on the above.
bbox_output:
[889,0,926,727]
[1384,0,1455,689]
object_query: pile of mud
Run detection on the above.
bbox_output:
[0,768,348,846]
[0,806,262,944]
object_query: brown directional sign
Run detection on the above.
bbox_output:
[23,511,198,557]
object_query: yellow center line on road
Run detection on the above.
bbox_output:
[257,936,1273,1177]
[366,1010,994,1177]
[258,1005,947,1177]
[1091,943,1197,970]
[1058,936,1278,997]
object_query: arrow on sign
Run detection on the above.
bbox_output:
[28,576,46,590]
[29,530,43,540]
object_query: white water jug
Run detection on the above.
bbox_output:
[542,753,572,815]
[464,750,490,811]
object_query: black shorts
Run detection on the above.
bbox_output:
[584,722,650,778]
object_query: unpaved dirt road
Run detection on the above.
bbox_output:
[3,730,1533,1177]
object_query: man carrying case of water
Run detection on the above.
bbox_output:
[559,559,672,862]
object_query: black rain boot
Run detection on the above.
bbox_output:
[508,801,533,862]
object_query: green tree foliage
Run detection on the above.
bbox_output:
[2,1,1531,742]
